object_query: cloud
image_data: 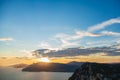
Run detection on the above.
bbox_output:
[112,44,120,49]
[54,31,101,48]
[55,30,120,45]
[38,41,59,50]
[60,39,79,47]
[20,49,33,57]
[86,39,117,47]
[38,41,52,49]
[88,52,107,56]
[100,31,120,36]
[49,30,120,49]
[37,17,120,50]
[34,45,120,58]
[116,39,120,44]
[55,31,101,41]
[76,31,101,37]
[88,17,120,32]
[53,17,120,48]
[34,17,120,58]
[0,38,13,41]
[54,33,80,48]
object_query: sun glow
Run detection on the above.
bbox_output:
[39,57,50,62]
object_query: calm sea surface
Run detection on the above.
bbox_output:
[0,67,73,80]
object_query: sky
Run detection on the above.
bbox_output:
[0,0,120,58]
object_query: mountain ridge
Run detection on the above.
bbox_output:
[22,62,83,72]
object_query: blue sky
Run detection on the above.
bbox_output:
[0,0,120,57]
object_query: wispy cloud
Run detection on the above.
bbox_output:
[60,39,79,47]
[54,17,120,48]
[55,31,100,41]
[37,17,120,49]
[54,31,101,48]
[100,31,120,36]
[76,31,101,37]
[116,39,120,44]
[55,33,80,47]
[38,41,59,50]
[88,17,120,32]
[0,38,13,41]
[20,49,33,57]
[38,41,51,49]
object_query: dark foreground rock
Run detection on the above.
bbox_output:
[22,62,81,72]
[69,62,120,80]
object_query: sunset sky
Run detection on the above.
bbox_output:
[0,0,120,65]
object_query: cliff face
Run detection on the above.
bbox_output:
[69,63,120,80]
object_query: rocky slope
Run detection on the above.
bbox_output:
[69,62,120,80]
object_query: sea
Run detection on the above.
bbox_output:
[0,67,73,80]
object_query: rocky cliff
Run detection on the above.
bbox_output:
[68,62,120,80]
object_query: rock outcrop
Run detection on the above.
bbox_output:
[69,62,120,80]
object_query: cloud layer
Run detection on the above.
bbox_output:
[36,17,120,58]
[34,45,120,58]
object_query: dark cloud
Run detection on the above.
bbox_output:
[33,45,120,58]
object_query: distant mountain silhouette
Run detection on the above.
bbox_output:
[68,61,84,66]
[22,62,83,72]
[10,64,28,68]
[69,62,120,80]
